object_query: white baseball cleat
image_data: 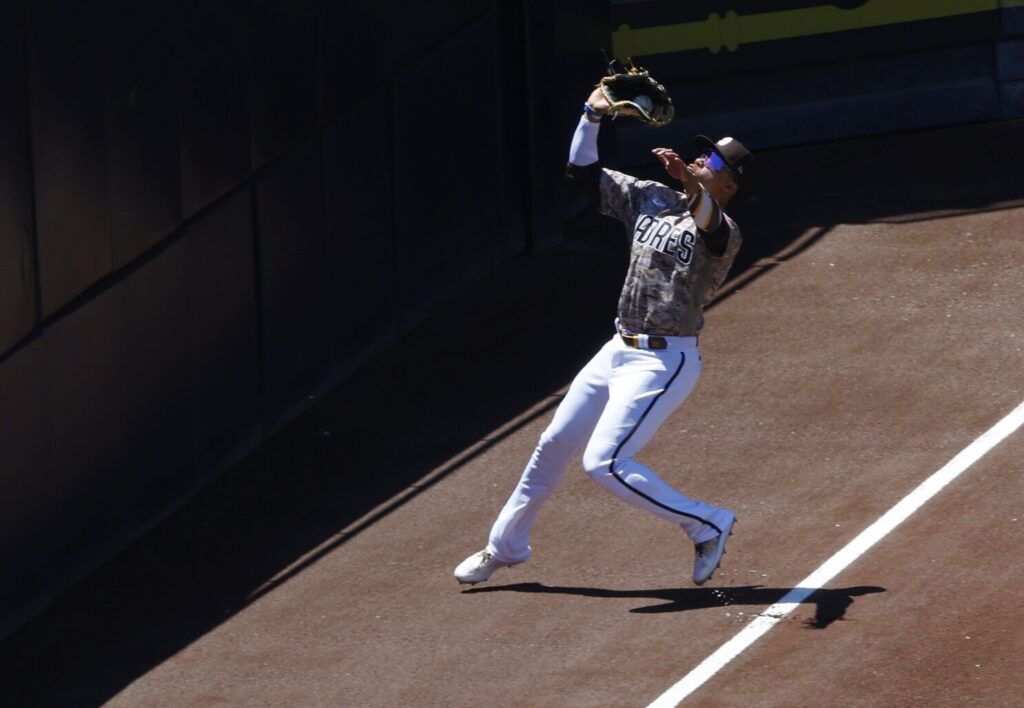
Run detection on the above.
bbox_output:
[454,550,519,584]
[692,510,735,585]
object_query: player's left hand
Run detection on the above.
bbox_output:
[652,147,693,188]
[586,86,610,115]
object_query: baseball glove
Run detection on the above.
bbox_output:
[598,59,674,128]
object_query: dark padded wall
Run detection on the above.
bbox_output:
[0,3,36,353]
[184,189,263,476]
[318,1,390,124]
[1,282,126,627]
[392,14,502,322]
[322,96,397,376]
[250,1,320,169]
[0,188,263,631]
[27,0,114,318]
[256,136,331,429]
[100,1,184,269]
[174,0,253,218]
[2,0,599,638]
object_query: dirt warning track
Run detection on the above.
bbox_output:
[1,120,1022,707]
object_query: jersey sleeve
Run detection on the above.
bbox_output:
[706,221,742,301]
[565,162,602,204]
[687,184,724,234]
[600,169,684,228]
[687,184,731,255]
[598,168,635,222]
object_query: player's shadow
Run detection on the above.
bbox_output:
[463,583,885,628]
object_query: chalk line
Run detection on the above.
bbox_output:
[648,399,1024,707]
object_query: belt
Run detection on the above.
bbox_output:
[620,333,668,350]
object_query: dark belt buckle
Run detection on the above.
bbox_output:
[649,337,667,350]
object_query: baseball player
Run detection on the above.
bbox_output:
[455,84,754,586]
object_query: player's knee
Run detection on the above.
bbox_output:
[582,446,617,478]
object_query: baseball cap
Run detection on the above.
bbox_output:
[695,135,754,193]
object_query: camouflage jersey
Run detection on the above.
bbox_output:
[599,168,742,337]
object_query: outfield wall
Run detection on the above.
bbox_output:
[0,0,607,638]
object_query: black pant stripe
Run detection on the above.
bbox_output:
[606,351,723,535]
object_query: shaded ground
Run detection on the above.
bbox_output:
[1,119,1023,707]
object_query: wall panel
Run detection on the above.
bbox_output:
[0,3,37,353]
[98,0,183,268]
[1,283,130,633]
[27,0,113,317]
[493,0,530,259]
[322,92,396,373]
[256,137,330,429]
[387,0,491,71]
[1005,4,1024,37]
[0,187,262,637]
[173,0,252,218]
[0,336,52,631]
[317,0,390,126]
[251,0,319,167]
[185,188,263,473]
[119,237,195,511]
[40,286,128,547]
[391,15,503,323]
[521,0,603,250]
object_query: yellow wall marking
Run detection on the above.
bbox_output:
[612,0,1012,58]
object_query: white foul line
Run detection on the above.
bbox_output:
[648,399,1024,708]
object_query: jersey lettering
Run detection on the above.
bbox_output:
[634,214,654,244]
[648,221,673,251]
[632,214,696,266]
[676,229,696,265]
[665,232,678,257]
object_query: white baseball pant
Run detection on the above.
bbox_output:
[485,330,727,564]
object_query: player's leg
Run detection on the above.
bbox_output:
[483,339,615,564]
[455,337,619,583]
[581,346,730,545]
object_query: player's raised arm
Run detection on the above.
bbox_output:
[564,87,610,201]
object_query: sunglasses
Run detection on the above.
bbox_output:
[702,150,732,177]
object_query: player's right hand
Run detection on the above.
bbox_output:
[652,147,691,186]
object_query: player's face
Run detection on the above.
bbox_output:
[689,150,738,201]
[691,151,735,185]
